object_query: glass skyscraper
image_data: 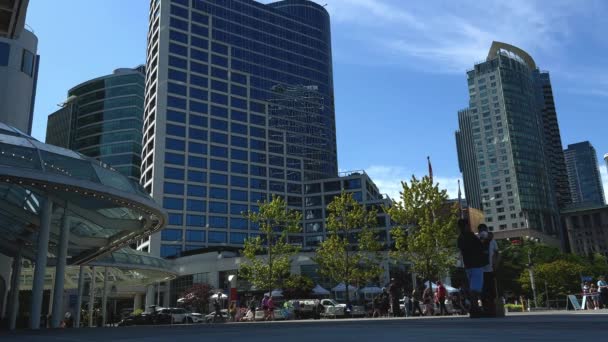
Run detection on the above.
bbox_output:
[456,42,569,242]
[141,0,337,257]
[46,66,145,180]
[564,141,605,206]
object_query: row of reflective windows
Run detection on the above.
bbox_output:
[166,33,329,95]
[164,181,301,197]
[164,165,302,182]
[165,151,301,169]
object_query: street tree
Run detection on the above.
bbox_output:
[386,175,458,287]
[283,274,315,299]
[314,192,384,303]
[181,283,212,313]
[239,195,302,295]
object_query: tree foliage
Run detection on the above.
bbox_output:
[314,192,384,301]
[181,283,212,313]
[283,274,315,299]
[386,175,458,284]
[239,195,302,294]
[497,239,608,302]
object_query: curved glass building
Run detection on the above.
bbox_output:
[46,66,145,180]
[142,0,336,256]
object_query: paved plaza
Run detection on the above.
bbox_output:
[1,312,606,342]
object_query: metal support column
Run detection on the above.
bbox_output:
[102,267,108,326]
[145,285,154,311]
[133,294,142,311]
[74,265,85,328]
[51,207,70,328]
[8,245,23,330]
[29,199,53,330]
[88,266,96,327]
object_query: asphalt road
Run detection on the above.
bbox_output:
[1,312,606,342]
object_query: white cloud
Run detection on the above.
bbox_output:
[315,0,580,72]
[599,164,608,199]
[364,165,462,201]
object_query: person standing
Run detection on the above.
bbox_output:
[422,286,434,316]
[267,296,275,321]
[228,301,237,322]
[261,295,269,320]
[411,287,423,316]
[479,224,499,316]
[436,281,448,316]
[388,278,401,317]
[457,218,488,317]
[598,276,608,309]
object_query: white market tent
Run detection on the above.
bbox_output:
[360,286,383,300]
[312,284,331,295]
[264,289,283,297]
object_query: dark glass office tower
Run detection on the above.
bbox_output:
[46,66,145,180]
[142,0,336,257]
[564,141,605,206]
[455,42,569,243]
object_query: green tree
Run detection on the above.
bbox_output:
[181,283,212,313]
[314,192,384,302]
[239,195,302,295]
[283,274,315,299]
[519,259,586,303]
[386,175,458,286]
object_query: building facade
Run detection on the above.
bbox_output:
[141,0,339,257]
[455,42,569,245]
[0,0,39,134]
[46,67,145,180]
[564,141,605,206]
[562,205,608,257]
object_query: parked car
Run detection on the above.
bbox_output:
[205,309,229,323]
[118,312,154,326]
[320,299,345,318]
[184,312,203,323]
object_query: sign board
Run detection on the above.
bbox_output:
[568,295,581,310]
[581,276,593,282]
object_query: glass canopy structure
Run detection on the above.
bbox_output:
[0,122,170,329]
[0,122,166,263]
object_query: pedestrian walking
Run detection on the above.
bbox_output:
[267,296,275,321]
[213,295,223,323]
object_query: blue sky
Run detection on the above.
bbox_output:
[26,0,608,200]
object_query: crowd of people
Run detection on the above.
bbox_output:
[581,276,608,310]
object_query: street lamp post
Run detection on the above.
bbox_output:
[527,250,538,309]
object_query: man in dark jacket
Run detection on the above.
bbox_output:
[388,278,401,317]
[457,218,487,316]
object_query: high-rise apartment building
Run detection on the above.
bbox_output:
[46,66,145,180]
[456,42,569,244]
[0,0,39,134]
[564,141,605,206]
[141,0,337,257]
